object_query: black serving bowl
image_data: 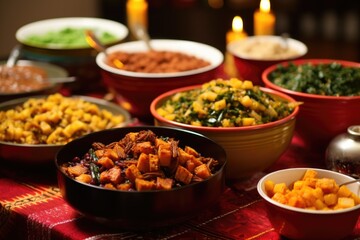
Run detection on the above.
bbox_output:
[55,126,227,230]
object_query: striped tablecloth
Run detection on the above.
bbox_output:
[1,133,360,240]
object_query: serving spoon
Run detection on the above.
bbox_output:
[131,23,153,51]
[6,44,22,68]
[339,179,360,187]
[84,30,124,69]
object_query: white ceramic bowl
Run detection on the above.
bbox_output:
[15,17,129,91]
[257,168,360,240]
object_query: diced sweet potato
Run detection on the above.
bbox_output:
[155,137,168,148]
[67,164,88,177]
[97,156,115,169]
[184,146,199,157]
[133,141,154,155]
[324,193,338,206]
[316,178,339,194]
[302,169,318,180]
[186,159,196,173]
[336,197,355,209]
[125,165,142,183]
[156,177,173,190]
[149,154,159,172]
[99,167,122,185]
[75,173,92,183]
[158,143,172,166]
[104,183,116,190]
[337,185,352,198]
[135,178,156,191]
[95,148,118,160]
[175,165,193,185]
[177,148,195,165]
[117,183,132,191]
[264,180,275,197]
[137,153,150,173]
[194,164,211,179]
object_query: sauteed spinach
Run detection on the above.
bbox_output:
[268,62,360,96]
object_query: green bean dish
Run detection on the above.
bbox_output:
[268,62,360,96]
[156,78,300,127]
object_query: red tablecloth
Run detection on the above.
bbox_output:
[1,65,359,239]
[1,133,359,240]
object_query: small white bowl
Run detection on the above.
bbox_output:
[257,168,360,240]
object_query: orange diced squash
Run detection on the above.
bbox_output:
[324,193,338,206]
[137,153,150,173]
[97,156,115,169]
[117,183,132,191]
[135,178,156,191]
[273,183,288,194]
[155,137,168,148]
[95,148,118,160]
[194,164,211,179]
[337,185,352,198]
[175,165,193,185]
[67,164,88,177]
[75,173,92,183]
[184,146,199,157]
[149,154,159,172]
[158,143,172,166]
[104,183,116,189]
[156,177,173,190]
[337,197,355,209]
[133,141,154,155]
[302,169,318,180]
[178,148,195,165]
[99,167,122,185]
[264,180,275,197]
[186,159,196,173]
[125,164,142,183]
[316,178,338,194]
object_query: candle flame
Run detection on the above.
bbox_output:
[260,0,271,13]
[232,16,243,32]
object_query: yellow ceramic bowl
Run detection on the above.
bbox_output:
[150,84,299,180]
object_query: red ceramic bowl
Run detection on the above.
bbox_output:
[257,168,360,240]
[262,59,360,150]
[227,36,307,86]
[150,83,299,180]
[96,39,224,122]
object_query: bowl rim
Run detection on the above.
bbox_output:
[55,125,227,193]
[226,35,308,62]
[16,17,129,50]
[257,167,360,214]
[0,94,132,148]
[261,58,360,100]
[150,84,299,132]
[95,39,224,78]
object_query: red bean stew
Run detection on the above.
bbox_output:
[61,130,220,191]
[106,50,210,73]
[0,65,50,93]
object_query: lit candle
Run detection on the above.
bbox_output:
[226,16,248,44]
[126,0,148,31]
[254,0,275,35]
[225,16,247,78]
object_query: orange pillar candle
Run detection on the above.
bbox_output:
[254,0,275,35]
[126,0,148,31]
[226,16,248,44]
[225,16,247,78]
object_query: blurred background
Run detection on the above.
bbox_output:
[1,0,359,61]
